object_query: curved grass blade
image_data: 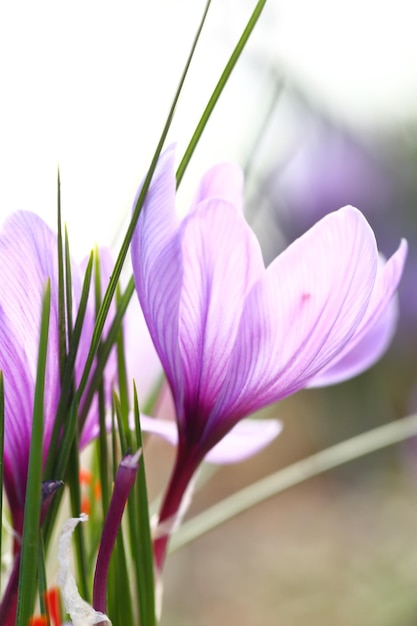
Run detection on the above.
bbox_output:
[16,281,51,626]
[78,276,134,428]
[44,252,94,481]
[115,286,130,438]
[76,0,214,406]
[37,535,48,618]
[42,399,79,547]
[68,436,90,602]
[132,384,156,626]
[57,168,67,379]
[176,0,268,186]
[171,413,417,551]
[64,225,74,344]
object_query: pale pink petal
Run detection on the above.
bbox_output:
[139,414,178,445]
[124,296,163,402]
[189,162,244,213]
[140,415,282,464]
[178,199,264,428]
[204,418,283,464]
[211,207,380,426]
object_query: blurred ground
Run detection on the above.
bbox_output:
[140,359,417,626]
[150,394,417,625]
[162,470,417,626]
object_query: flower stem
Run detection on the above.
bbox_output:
[92,451,141,615]
[153,448,200,571]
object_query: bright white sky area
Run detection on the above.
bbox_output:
[1,0,416,258]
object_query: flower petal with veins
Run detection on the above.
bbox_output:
[131,146,407,569]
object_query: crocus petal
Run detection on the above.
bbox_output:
[123,295,164,403]
[189,162,244,214]
[131,146,184,403]
[0,307,34,510]
[308,240,407,386]
[178,199,264,432]
[204,418,283,464]
[0,212,61,424]
[210,206,381,428]
[140,415,282,464]
[132,146,407,571]
[0,212,62,513]
[309,287,399,386]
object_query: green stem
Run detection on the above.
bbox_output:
[16,283,50,625]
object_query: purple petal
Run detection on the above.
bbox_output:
[0,212,61,416]
[309,241,407,386]
[308,296,398,386]
[0,307,34,509]
[131,146,184,410]
[178,198,264,430]
[211,206,381,427]
[0,212,61,505]
[124,296,163,402]
[140,415,282,464]
[0,212,60,414]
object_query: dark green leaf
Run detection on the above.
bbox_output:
[16,281,51,625]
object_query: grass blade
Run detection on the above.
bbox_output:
[44,252,94,481]
[176,0,268,186]
[132,384,156,626]
[16,281,51,625]
[57,168,67,379]
[76,0,214,407]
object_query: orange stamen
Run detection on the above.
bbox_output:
[81,493,91,516]
[44,586,62,626]
[79,468,93,485]
[94,480,102,502]
[29,617,48,626]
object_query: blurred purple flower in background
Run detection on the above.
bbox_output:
[131,146,406,569]
[252,105,417,356]
[270,126,392,240]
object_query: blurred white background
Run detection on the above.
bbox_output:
[0,0,417,257]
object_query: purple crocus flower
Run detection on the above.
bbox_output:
[131,146,407,569]
[0,211,110,542]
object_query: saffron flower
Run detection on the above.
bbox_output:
[131,146,407,569]
[0,211,113,539]
[0,212,121,624]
